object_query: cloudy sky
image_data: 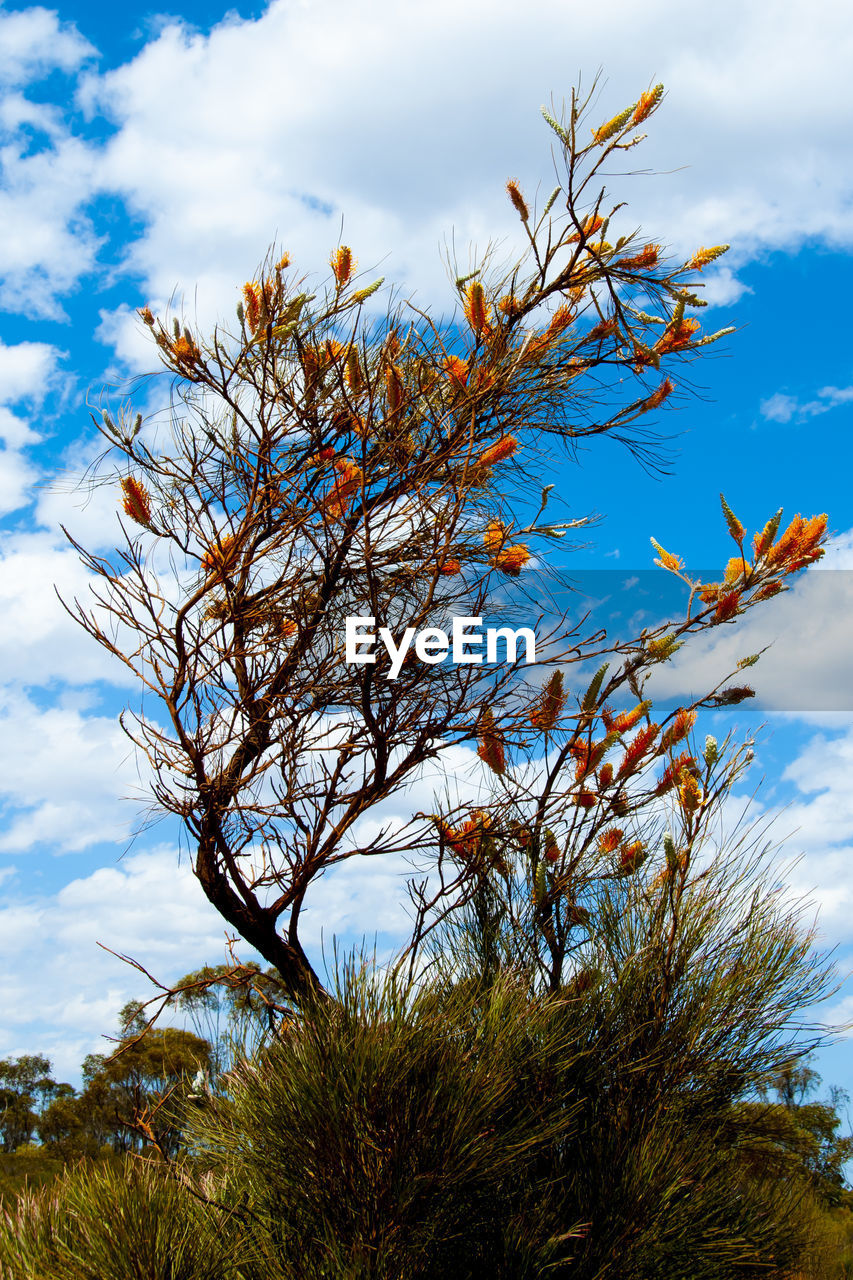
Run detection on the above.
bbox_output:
[2,0,853,1093]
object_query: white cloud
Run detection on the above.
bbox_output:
[0,686,143,852]
[0,0,845,334]
[0,846,229,1079]
[760,384,853,424]
[0,7,94,87]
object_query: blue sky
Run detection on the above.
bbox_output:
[2,0,853,1102]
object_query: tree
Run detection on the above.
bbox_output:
[65,81,827,1005]
[0,1055,61,1153]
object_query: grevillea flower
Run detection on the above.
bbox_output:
[660,708,696,753]
[543,829,561,863]
[506,179,529,221]
[723,557,748,585]
[242,282,261,334]
[443,355,469,388]
[331,245,356,286]
[618,243,660,271]
[720,493,745,545]
[530,670,566,732]
[494,544,530,576]
[573,791,597,809]
[650,538,683,574]
[202,534,239,577]
[568,214,604,244]
[477,708,506,775]
[324,459,362,520]
[685,244,729,272]
[325,339,347,363]
[632,84,664,125]
[644,378,674,410]
[346,348,364,395]
[585,317,619,344]
[439,810,492,861]
[172,335,200,367]
[120,477,151,526]
[483,519,506,553]
[616,723,660,780]
[713,591,741,624]
[654,752,695,797]
[479,435,519,466]
[679,771,703,814]
[438,559,462,576]
[464,281,490,333]
[766,513,828,570]
[385,365,403,414]
[619,840,647,875]
[602,701,648,735]
[656,317,700,354]
[598,761,614,789]
[598,827,624,854]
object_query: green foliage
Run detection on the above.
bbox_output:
[186,967,590,1279]
[0,1160,243,1280]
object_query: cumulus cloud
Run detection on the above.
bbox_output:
[2,0,853,333]
[0,6,94,87]
[761,385,853,424]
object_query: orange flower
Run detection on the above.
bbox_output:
[598,761,614,789]
[494,544,530,576]
[479,435,519,466]
[437,810,492,860]
[656,317,700,354]
[632,84,664,125]
[598,827,623,854]
[568,214,604,243]
[644,378,674,410]
[331,245,356,286]
[585,317,619,344]
[654,752,695,797]
[713,591,741,624]
[660,708,696,753]
[438,558,462,576]
[172,335,200,367]
[618,243,660,271]
[483,519,506,553]
[443,355,469,388]
[651,538,683,574]
[573,791,597,809]
[202,534,239,578]
[603,702,648,735]
[685,244,729,272]
[679,771,703,814]
[619,840,647,875]
[530,670,566,732]
[506,179,529,221]
[324,459,362,520]
[477,708,506,775]
[242,282,261,334]
[766,513,827,570]
[616,723,660,780]
[385,365,404,414]
[120,477,151,527]
[464,280,490,333]
[308,447,336,467]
